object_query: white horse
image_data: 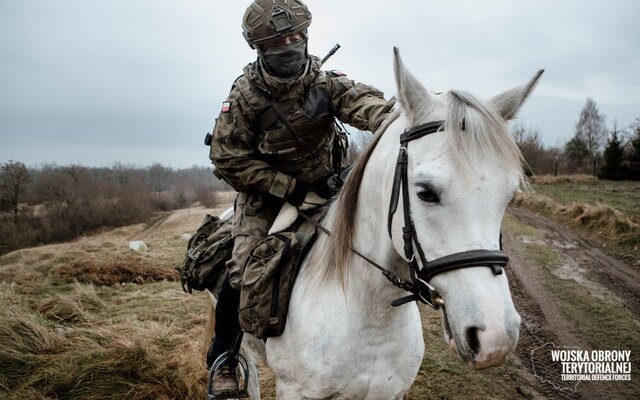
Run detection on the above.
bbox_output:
[209,48,543,399]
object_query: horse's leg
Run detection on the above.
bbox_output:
[240,335,267,399]
[246,360,260,400]
[202,291,217,359]
[275,380,306,400]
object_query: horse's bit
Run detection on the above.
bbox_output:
[385,120,509,309]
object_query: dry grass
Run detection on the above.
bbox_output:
[35,284,104,323]
[0,205,225,399]
[530,174,598,185]
[512,191,640,263]
[55,260,177,286]
[1,199,536,399]
[0,280,212,400]
[0,207,216,290]
[513,192,639,237]
[560,202,638,233]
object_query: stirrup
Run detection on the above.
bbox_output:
[206,351,250,399]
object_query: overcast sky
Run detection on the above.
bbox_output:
[1,0,639,168]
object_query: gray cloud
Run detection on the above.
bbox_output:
[1,0,638,167]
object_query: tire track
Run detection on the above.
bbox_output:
[503,208,637,400]
[509,207,640,317]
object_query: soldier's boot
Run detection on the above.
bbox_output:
[207,277,241,369]
[211,362,239,397]
[206,277,244,398]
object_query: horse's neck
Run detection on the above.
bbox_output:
[347,181,408,312]
[346,232,408,318]
[308,160,408,318]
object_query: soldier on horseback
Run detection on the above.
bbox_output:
[207,0,395,396]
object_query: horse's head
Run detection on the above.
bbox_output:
[389,48,543,369]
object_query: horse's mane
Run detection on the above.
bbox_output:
[319,91,526,286]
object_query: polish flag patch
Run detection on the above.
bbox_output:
[331,70,346,77]
[221,101,231,113]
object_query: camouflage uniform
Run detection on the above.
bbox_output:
[205,1,396,396]
[210,56,395,289]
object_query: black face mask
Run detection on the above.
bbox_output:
[259,39,307,78]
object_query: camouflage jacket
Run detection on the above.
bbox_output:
[209,56,395,200]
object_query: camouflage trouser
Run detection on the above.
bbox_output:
[227,192,282,290]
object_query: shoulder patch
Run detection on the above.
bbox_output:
[330,70,347,77]
[221,100,231,113]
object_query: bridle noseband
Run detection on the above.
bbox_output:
[386,120,509,309]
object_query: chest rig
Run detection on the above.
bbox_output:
[237,65,340,185]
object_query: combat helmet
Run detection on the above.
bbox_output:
[242,0,312,49]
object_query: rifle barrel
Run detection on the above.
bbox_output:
[320,44,341,66]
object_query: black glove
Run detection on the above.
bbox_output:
[288,181,308,207]
[316,177,336,199]
[324,165,354,198]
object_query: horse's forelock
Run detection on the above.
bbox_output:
[446,90,527,187]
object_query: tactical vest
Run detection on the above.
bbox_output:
[236,67,337,186]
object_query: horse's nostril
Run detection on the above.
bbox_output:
[466,327,481,355]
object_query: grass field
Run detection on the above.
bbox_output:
[0,208,216,400]
[2,180,638,399]
[0,202,539,399]
[514,176,640,265]
[531,176,640,222]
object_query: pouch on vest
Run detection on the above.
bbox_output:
[177,214,233,294]
[239,231,315,339]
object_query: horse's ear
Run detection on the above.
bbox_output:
[489,70,544,120]
[394,47,432,126]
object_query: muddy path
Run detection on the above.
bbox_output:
[510,208,640,316]
[509,207,640,317]
[503,207,639,400]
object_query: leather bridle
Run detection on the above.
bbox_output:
[385,120,509,309]
[298,119,510,310]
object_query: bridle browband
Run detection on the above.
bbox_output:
[385,120,509,308]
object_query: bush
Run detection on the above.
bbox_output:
[0,163,232,255]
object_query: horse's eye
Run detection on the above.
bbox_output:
[417,186,440,203]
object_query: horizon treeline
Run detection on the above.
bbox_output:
[0,162,231,255]
[513,100,640,179]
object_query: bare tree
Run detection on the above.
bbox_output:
[148,163,174,192]
[512,122,565,176]
[575,98,607,175]
[512,122,546,176]
[0,161,30,225]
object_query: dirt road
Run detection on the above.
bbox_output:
[503,207,639,400]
